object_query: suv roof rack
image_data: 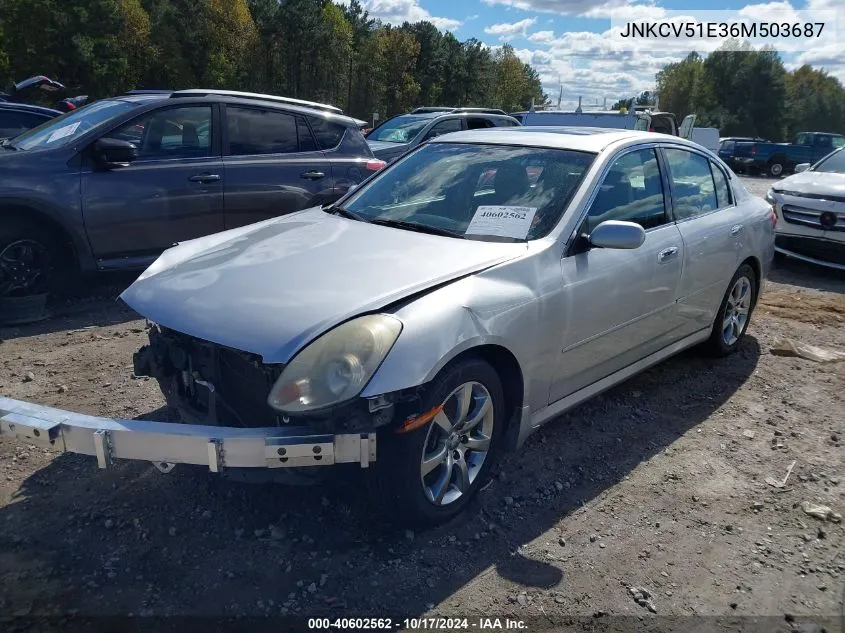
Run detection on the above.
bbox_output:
[411,106,454,114]
[449,107,508,115]
[125,89,173,95]
[169,89,343,114]
[410,106,509,116]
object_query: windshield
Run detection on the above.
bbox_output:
[367,115,432,144]
[340,143,596,241]
[813,148,845,174]
[10,99,138,150]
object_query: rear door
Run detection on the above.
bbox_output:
[81,103,224,265]
[663,146,744,337]
[222,104,331,229]
[309,115,383,201]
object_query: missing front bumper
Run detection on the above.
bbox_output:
[0,397,377,471]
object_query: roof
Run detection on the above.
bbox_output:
[169,89,343,114]
[430,127,684,153]
[0,101,61,116]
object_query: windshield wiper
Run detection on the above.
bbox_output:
[323,204,366,222]
[370,218,464,239]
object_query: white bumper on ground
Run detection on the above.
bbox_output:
[0,397,376,471]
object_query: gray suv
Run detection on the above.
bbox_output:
[366,108,521,163]
[0,90,382,297]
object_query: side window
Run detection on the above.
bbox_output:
[720,141,735,153]
[227,106,297,155]
[296,117,318,152]
[467,117,494,130]
[587,148,667,232]
[108,106,212,160]
[833,136,845,149]
[711,162,732,208]
[664,148,718,221]
[307,116,346,150]
[425,118,462,140]
[795,133,809,146]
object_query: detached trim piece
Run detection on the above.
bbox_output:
[0,397,377,471]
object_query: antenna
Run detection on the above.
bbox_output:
[575,96,582,114]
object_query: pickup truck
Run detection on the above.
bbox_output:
[733,131,845,177]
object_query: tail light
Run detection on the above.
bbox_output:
[751,144,757,156]
[648,127,654,132]
[365,159,386,172]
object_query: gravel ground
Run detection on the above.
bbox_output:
[1,175,843,631]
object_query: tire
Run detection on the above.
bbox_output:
[704,264,757,357]
[371,357,506,527]
[768,160,784,178]
[0,217,65,298]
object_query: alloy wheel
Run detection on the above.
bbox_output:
[0,239,50,297]
[420,381,495,506]
[722,275,752,346]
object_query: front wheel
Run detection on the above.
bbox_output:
[0,219,61,298]
[704,264,757,356]
[372,358,506,527]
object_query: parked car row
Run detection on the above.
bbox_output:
[719,132,845,177]
[0,127,776,525]
[0,89,385,298]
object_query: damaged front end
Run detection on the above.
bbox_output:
[134,324,399,435]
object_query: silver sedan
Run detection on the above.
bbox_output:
[0,128,776,525]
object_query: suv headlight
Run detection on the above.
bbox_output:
[267,314,402,413]
[765,188,778,205]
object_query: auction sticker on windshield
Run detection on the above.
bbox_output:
[466,205,538,239]
[46,122,80,143]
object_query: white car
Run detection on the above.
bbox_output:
[767,147,845,271]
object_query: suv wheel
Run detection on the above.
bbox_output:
[0,219,63,298]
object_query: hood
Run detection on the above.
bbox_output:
[776,171,845,198]
[120,208,525,363]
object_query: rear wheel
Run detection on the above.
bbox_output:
[768,159,785,178]
[704,264,757,356]
[372,358,505,527]
[0,219,63,298]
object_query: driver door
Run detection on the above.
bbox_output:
[81,104,224,267]
[550,147,685,401]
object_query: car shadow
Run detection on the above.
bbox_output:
[769,257,845,294]
[0,336,761,620]
[0,273,140,341]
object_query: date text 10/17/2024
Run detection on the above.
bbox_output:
[308,617,528,630]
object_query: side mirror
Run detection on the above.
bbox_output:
[93,137,138,169]
[589,220,646,250]
[794,163,811,173]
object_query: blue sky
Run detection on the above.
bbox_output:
[347,0,843,109]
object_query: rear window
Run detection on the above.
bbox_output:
[307,116,346,150]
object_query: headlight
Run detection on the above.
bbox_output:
[267,314,402,413]
[765,189,778,205]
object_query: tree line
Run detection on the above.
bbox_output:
[0,0,545,119]
[654,42,845,142]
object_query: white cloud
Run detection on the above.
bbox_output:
[738,1,801,24]
[588,3,665,20]
[484,17,538,40]
[481,0,632,17]
[361,0,462,30]
[528,30,555,42]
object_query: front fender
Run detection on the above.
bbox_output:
[361,254,559,417]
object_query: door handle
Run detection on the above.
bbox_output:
[730,224,744,236]
[188,173,220,183]
[301,170,325,181]
[658,246,679,262]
